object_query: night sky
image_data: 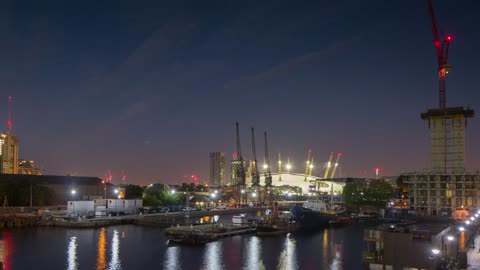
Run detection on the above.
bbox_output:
[1,1,480,185]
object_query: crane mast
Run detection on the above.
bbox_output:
[235,122,246,187]
[323,152,334,178]
[250,127,260,187]
[263,132,272,186]
[427,0,452,110]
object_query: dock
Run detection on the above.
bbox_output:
[165,224,256,240]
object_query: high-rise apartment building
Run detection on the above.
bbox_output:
[421,107,474,174]
[210,152,225,187]
[0,133,18,174]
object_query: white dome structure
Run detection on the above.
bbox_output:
[251,173,345,194]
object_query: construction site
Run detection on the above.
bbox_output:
[403,0,477,217]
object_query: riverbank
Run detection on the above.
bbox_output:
[0,207,268,229]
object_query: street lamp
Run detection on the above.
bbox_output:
[102,180,107,199]
[432,248,440,255]
[210,193,217,228]
[459,226,465,232]
[447,235,454,241]
[71,189,77,216]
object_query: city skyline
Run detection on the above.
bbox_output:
[2,1,480,185]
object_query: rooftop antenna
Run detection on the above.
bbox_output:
[7,96,13,133]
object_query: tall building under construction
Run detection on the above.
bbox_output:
[421,107,474,174]
[209,152,225,187]
[0,133,19,174]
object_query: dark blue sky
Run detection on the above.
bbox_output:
[2,1,480,185]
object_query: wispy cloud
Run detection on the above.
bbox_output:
[224,36,361,89]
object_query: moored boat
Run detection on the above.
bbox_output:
[291,199,336,229]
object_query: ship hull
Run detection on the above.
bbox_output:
[290,206,334,229]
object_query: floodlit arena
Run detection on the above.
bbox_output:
[250,173,345,194]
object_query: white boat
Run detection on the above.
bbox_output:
[232,214,249,225]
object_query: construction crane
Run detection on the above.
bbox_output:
[304,149,312,182]
[235,122,246,187]
[278,152,282,181]
[250,127,260,187]
[330,153,342,179]
[7,96,13,133]
[427,0,452,110]
[263,132,272,186]
[323,152,334,179]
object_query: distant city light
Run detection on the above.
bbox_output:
[459,226,465,231]
[71,189,76,195]
[431,249,440,255]
[263,164,268,169]
[447,236,454,241]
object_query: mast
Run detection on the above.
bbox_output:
[235,122,246,188]
[264,132,272,186]
[251,127,260,187]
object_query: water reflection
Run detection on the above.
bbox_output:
[164,246,181,270]
[97,228,107,270]
[108,230,121,270]
[329,244,343,270]
[201,241,224,270]
[244,236,265,270]
[0,232,13,270]
[277,234,297,270]
[66,236,78,270]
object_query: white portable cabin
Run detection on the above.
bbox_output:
[92,199,143,215]
[67,201,94,217]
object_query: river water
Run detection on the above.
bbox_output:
[0,221,369,270]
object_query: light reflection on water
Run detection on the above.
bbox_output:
[66,236,78,270]
[201,241,224,270]
[329,244,343,270]
[164,246,181,270]
[0,232,13,270]
[244,236,265,270]
[108,230,121,270]
[277,234,297,270]
[2,222,365,269]
[97,228,107,270]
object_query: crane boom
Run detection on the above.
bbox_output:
[264,132,272,186]
[251,127,260,187]
[426,0,452,110]
[235,122,246,187]
[323,152,334,178]
[330,153,342,179]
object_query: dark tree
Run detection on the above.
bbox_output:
[124,185,144,199]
